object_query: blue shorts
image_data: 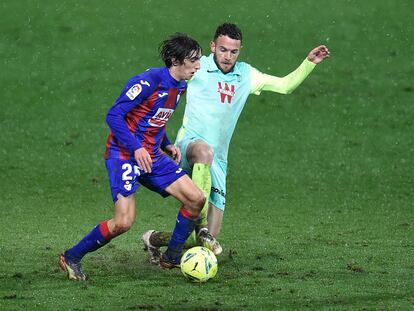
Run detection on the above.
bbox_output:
[175,136,227,211]
[105,155,187,202]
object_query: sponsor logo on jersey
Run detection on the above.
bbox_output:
[148,108,174,127]
[126,84,142,100]
[217,82,236,104]
[140,80,150,87]
[158,92,168,98]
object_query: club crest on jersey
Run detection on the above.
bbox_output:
[148,108,174,127]
[217,82,236,104]
[126,84,142,100]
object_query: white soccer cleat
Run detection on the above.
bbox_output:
[197,228,223,256]
[141,230,161,265]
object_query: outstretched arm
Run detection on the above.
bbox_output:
[250,45,330,95]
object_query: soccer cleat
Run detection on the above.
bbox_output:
[59,252,86,281]
[141,230,161,265]
[159,253,180,269]
[197,228,223,256]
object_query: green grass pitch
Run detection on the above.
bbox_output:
[1,0,413,310]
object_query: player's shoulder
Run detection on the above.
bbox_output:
[238,60,250,67]
[200,55,209,64]
[233,60,252,79]
[123,68,168,97]
[120,68,164,100]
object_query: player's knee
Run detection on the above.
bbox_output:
[199,146,214,163]
[197,191,206,210]
[189,142,214,164]
[188,189,206,214]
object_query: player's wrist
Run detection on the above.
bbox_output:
[305,57,317,66]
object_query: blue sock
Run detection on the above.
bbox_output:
[65,221,111,261]
[165,208,198,262]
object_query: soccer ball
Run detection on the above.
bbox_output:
[180,246,218,282]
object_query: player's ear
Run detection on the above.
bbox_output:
[171,58,179,67]
[210,41,216,53]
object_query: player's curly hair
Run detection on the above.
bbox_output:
[159,33,202,68]
[214,23,242,42]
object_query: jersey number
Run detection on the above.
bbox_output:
[122,163,141,181]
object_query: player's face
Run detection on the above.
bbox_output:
[173,50,202,80]
[211,35,241,74]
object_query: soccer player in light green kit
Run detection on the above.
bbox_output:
[142,23,330,263]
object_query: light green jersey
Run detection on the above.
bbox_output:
[176,53,316,162]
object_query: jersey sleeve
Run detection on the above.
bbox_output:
[160,133,171,150]
[106,73,158,153]
[250,59,316,95]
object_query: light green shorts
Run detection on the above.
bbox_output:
[175,136,227,211]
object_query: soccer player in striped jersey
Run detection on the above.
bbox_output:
[59,33,205,280]
[142,23,330,260]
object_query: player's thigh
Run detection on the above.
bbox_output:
[138,155,186,198]
[207,203,223,237]
[105,158,141,203]
[165,174,204,207]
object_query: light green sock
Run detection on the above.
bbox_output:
[192,163,212,225]
[186,163,212,246]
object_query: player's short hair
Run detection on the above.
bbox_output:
[159,33,202,68]
[213,23,243,42]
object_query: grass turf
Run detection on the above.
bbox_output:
[0,0,413,310]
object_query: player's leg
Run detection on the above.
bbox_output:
[142,142,223,258]
[141,138,212,253]
[107,194,136,235]
[160,173,206,268]
[59,194,136,280]
[186,140,214,231]
[170,139,214,248]
[59,159,139,280]
[194,156,227,254]
[145,202,224,250]
[207,203,224,236]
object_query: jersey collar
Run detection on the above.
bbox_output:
[163,67,186,88]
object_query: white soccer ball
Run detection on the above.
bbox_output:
[180,246,218,282]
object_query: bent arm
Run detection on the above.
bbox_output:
[106,102,142,153]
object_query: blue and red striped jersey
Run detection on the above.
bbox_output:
[105,67,186,161]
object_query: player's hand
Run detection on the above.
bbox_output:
[307,45,330,64]
[134,147,152,173]
[164,144,181,164]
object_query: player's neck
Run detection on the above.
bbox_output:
[168,67,183,82]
